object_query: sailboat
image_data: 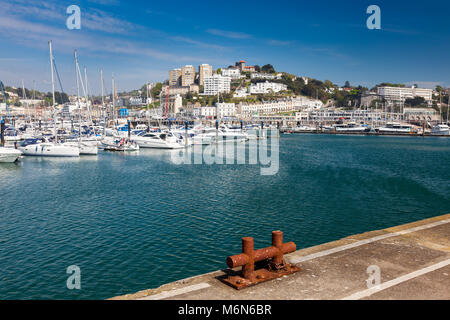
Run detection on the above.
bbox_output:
[64,51,98,155]
[431,92,450,135]
[19,41,80,157]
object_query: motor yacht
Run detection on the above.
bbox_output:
[431,124,450,135]
[0,147,22,163]
[18,138,80,157]
[133,132,185,149]
[377,122,413,134]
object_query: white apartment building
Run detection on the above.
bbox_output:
[233,87,249,98]
[200,106,217,118]
[249,81,288,94]
[237,96,323,118]
[239,100,291,118]
[291,96,324,110]
[203,74,231,96]
[377,86,433,104]
[250,73,282,80]
[216,102,236,118]
[221,68,241,80]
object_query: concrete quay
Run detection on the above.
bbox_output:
[112,214,450,300]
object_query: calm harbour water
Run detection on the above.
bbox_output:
[0,134,449,300]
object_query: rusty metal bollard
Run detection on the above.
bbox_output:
[221,231,300,290]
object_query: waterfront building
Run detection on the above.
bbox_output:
[199,64,213,86]
[181,65,196,87]
[169,69,182,86]
[236,96,323,119]
[203,74,231,96]
[377,86,433,105]
[403,107,440,122]
[200,106,216,118]
[216,102,236,118]
[161,94,183,115]
[249,81,288,94]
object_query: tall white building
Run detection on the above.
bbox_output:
[249,81,288,94]
[377,86,433,105]
[203,74,231,96]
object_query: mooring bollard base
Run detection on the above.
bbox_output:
[221,264,300,290]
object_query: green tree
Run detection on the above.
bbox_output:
[405,96,426,107]
[151,83,163,99]
[261,64,275,73]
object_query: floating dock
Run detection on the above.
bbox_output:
[112,214,450,300]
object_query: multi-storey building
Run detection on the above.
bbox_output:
[169,69,182,86]
[377,86,433,105]
[203,74,231,96]
[161,84,199,96]
[160,94,183,115]
[216,102,236,118]
[181,65,196,87]
[200,106,217,118]
[250,73,282,80]
[221,68,241,80]
[199,64,212,86]
[249,81,288,94]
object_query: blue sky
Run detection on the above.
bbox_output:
[0,0,449,95]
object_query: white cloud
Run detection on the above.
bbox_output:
[206,29,252,39]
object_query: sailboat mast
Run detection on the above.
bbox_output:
[112,73,115,122]
[49,40,57,141]
[100,69,104,113]
[84,66,93,126]
[74,50,82,136]
[49,41,56,110]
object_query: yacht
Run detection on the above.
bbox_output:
[102,137,140,152]
[293,125,317,132]
[334,122,370,133]
[195,127,248,144]
[431,124,450,135]
[377,122,413,134]
[64,138,98,155]
[0,147,22,163]
[19,138,80,157]
[133,132,185,149]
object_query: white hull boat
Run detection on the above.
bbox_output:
[133,132,185,149]
[0,147,22,163]
[431,124,450,135]
[19,140,80,157]
[65,141,98,155]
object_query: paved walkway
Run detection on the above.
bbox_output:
[112,214,450,300]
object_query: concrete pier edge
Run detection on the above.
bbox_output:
[111,213,450,300]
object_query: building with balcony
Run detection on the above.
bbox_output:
[203,74,231,96]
